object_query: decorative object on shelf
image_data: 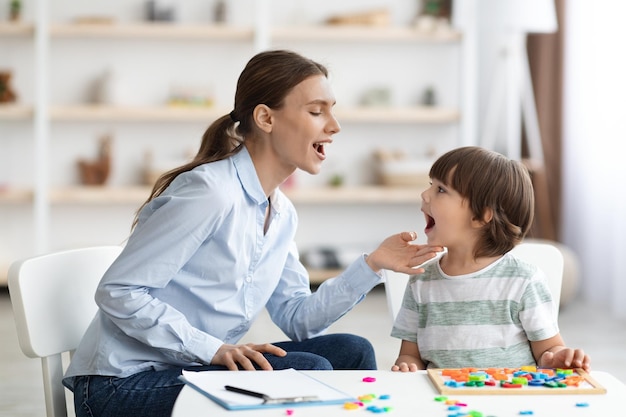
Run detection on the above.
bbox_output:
[421,0,452,19]
[360,87,391,107]
[168,84,214,107]
[373,148,434,188]
[146,0,177,22]
[213,0,227,23]
[328,173,344,188]
[78,135,112,186]
[413,0,452,33]
[325,9,390,27]
[0,70,17,103]
[9,0,21,22]
[421,86,436,106]
[301,248,341,270]
[73,16,115,25]
[93,69,133,106]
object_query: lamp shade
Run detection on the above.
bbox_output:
[477,0,557,33]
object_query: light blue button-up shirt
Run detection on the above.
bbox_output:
[64,147,382,388]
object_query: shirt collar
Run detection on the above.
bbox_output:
[232,146,264,203]
[232,147,282,212]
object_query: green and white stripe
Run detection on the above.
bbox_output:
[390,253,559,369]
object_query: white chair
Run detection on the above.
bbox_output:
[8,246,122,417]
[384,241,564,325]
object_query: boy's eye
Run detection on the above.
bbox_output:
[437,186,445,193]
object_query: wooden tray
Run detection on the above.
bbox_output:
[427,368,606,395]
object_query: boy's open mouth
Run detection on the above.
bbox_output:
[425,214,435,231]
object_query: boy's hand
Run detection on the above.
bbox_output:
[391,362,420,372]
[539,347,591,372]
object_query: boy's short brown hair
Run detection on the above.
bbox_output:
[429,146,535,257]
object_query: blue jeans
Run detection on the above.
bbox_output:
[72,333,376,417]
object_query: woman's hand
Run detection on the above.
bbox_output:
[366,231,443,274]
[211,343,287,370]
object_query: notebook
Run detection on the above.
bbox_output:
[179,368,355,410]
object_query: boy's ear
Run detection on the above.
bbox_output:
[253,104,273,133]
[473,207,494,228]
[482,207,494,224]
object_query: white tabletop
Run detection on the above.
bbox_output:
[172,370,626,417]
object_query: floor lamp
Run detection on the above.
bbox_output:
[480,0,558,162]
[479,0,558,239]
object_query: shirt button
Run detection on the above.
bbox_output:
[246,276,252,283]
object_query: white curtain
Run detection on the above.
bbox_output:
[562,1,626,317]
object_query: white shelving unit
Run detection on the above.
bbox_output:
[0,0,476,283]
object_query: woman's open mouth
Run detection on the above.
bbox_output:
[313,142,326,159]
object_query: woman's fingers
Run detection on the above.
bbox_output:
[213,343,286,370]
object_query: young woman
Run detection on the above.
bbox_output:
[62,50,442,417]
[391,146,590,372]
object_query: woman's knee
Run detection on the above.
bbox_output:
[267,351,333,370]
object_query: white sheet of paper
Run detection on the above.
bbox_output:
[181,368,354,408]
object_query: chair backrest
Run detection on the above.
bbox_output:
[509,241,563,311]
[384,241,564,325]
[8,246,122,417]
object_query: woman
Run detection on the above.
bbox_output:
[63,50,442,417]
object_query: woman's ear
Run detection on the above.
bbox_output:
[253,104,273,133]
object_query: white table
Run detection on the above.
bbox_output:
[172,370,626,417]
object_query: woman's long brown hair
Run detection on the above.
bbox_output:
[132,50,328,229]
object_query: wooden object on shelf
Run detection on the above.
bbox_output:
[325,9,390,27]
[0,70,17,103]
[73,16,115,25]
[77,136,112,186]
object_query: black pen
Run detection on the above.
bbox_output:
[224,385,268,400]
[224,385,319,404]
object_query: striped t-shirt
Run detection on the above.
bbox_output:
[390,253,559,369]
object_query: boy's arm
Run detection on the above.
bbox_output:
[392,340,426,372]
[530,334,591,371]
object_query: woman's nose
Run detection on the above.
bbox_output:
[327,114,341,134]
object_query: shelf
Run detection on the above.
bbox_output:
[0,22,34,36]
[50,23,254,40]
[0,22,460,43]
[47,105,457,124]
[48,186,151,204]
[0,185,427,205]
[284,186,424,204]
[50,105,229,122]
[335,107,459,124]
[0,105,34,120]
[271,26,461,43]
[0,187,33,203]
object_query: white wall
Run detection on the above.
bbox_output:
[562,0,626,317]
[1,0,466,273]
